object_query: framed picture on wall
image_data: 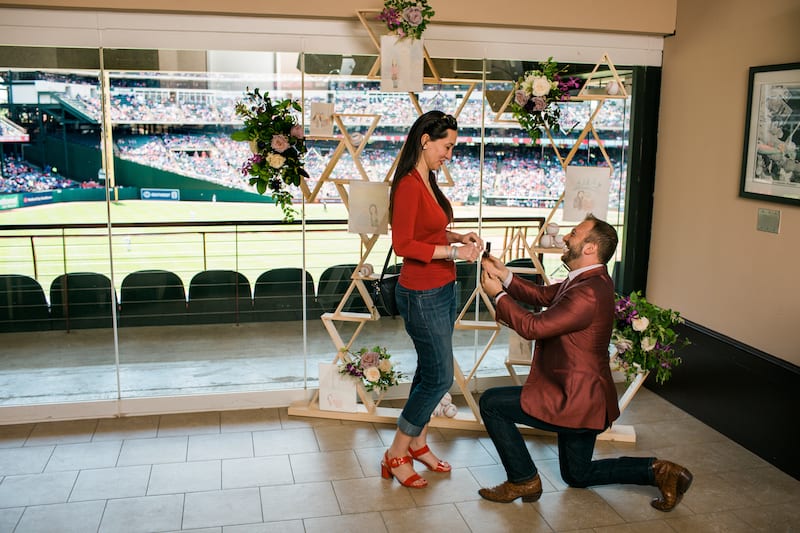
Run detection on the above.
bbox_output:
[739,62,800,206]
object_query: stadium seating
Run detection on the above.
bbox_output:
[455,260,479,313]
[50,272,115,330]
[317,264,368,314]
[119,270,187,327]
[187,270,252,324]
[253,268,321,322]
[0,274,51,332]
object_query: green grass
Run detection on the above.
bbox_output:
[0,199,606,295]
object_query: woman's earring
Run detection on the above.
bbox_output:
[423,144,427,150]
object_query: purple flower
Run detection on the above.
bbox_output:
[378,7,401,29]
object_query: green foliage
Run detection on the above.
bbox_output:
[232,88,308,222]
[377,0,435,40]
[339,345,403,393]
[612,291,690,384]
[510,57,581,142]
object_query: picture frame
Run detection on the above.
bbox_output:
[739,62,800,206]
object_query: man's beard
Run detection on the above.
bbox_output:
[561,240,583,268]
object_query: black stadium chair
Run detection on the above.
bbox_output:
[455,260,479,313]
[506,258,543,311]
[317,264,368,314]
[253,268,321,322]
[119,270,187,327]
[187,270,252,324]
[50,272,115,330]
[0,274,51,332]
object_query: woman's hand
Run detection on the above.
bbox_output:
[454,242,480,263]
[447,231,483,263]
[458,231,484,249]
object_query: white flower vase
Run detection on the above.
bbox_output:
[380,34,424,93]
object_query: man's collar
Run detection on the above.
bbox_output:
[567,263,604,281]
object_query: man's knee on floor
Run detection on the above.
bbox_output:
[560,465,592,488]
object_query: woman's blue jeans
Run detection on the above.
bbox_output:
[479,386,655,486]
[395,281,456,437]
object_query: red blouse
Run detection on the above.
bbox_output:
[391,169,456,290]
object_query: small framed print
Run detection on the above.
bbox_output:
[739,62,800,206]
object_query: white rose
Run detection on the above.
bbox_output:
[631,316,650,332]
[364,366,381,383]
[266,152,286,169]
[531,76,552,97]
[378,359,392,373]
[641,336,657,352]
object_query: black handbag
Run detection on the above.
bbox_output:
[370,247,400,317]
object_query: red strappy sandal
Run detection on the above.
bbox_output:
[409,444,452,473]
[381,451,428,488]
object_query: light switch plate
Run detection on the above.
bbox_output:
[757,208,780,234]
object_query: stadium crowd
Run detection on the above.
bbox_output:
[7,80,628,207]
[60,87,627,133]
[112,132,624,207]
[0,155,102,194]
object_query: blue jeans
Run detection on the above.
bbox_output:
[395,281,456,437]
[479,386,655,486]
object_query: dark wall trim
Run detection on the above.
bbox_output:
[646,321,800,480]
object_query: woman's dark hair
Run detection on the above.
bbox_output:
[389,110,457,222]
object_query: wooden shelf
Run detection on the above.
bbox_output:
[455,319,500,331]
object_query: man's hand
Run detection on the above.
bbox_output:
[481,269,503,299]
[481,254,509,280]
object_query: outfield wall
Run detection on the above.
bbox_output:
[7,138,274,208]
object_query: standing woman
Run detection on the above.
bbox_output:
[382,110,483,488]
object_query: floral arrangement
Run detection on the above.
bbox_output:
[339,345,403,393]
[510,57,582,142]
[231,87,308,221]
[377,0,434,40]
[612,291,690,385]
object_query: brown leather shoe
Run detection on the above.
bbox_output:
[478,474,542,503]
[651,459,693,511]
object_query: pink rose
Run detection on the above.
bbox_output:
[360,351,380,368]
[514,90,529,106]
[290,124,304,139]
[402,6,423,27]
[532,96,547,112]
[271,134,289,152]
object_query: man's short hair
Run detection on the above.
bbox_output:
[584,214,618,264]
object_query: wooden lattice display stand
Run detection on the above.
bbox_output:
[289,47,647,441]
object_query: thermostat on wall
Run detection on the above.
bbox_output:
[756,208,780,234]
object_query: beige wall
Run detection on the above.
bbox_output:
[650,0,800,365]
[0,0,677,35]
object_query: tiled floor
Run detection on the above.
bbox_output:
[0,388,798,533]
